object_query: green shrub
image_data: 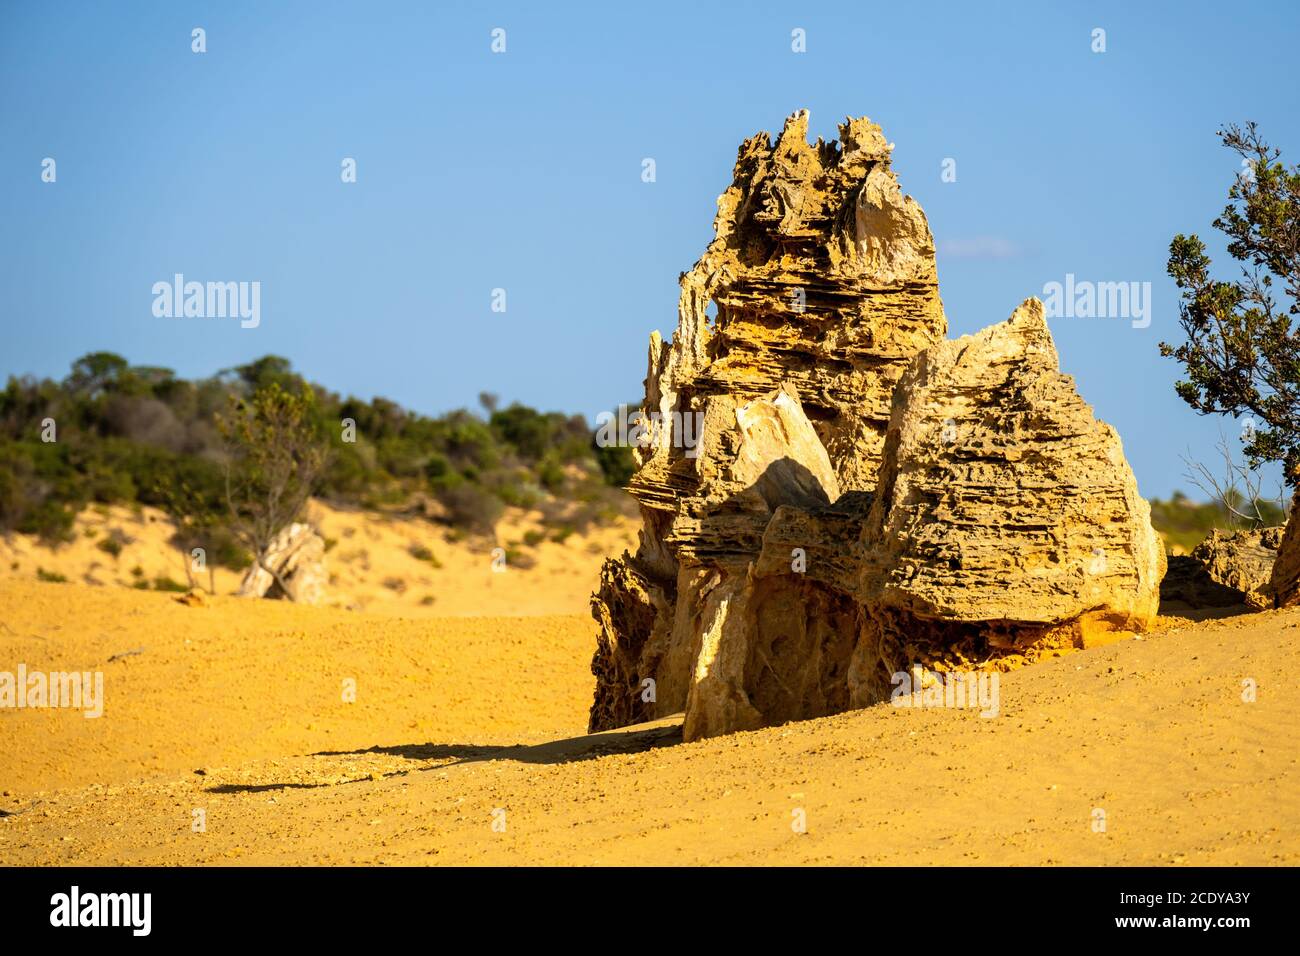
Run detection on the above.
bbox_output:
[503,547,535,570]
[17,500,77,543]
[0,352,635,549]
[593,441,635,488]
[408,542,442,567]
[536,455,566,492]
[492,475,543,510]
[437,483,504,532]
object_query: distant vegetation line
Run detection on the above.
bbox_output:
[0,352,1270,568]
[0,352,636,570]
[1150,492,1285,554]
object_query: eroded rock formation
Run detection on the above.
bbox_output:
[590,111,946,734]
[589,111,1165,741]
[853,298,1167,699]
[1160,527,1281,610]
[1269,505,1300,608]
[630,108,946,508]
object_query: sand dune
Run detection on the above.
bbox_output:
[1,577,1295,865]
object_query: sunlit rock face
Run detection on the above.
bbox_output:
[850,298,1165,706]
[589,113,1162,741]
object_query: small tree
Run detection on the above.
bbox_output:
[1161,122,1300,483]
[218,382,328,597]
[156,470,239,594]
[158,477,213,592]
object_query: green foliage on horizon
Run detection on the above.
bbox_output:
[1149,490,1287,554]
[0,352,635,552]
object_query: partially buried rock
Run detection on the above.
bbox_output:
[1184,527,1281,610]
[237,522,328,606]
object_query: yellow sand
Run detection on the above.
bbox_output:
[0,511,1297,865]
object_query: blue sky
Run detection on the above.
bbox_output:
[2,0,1297,499]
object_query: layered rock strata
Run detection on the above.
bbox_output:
[1160,527,1281,610]
[590,113,1164,741]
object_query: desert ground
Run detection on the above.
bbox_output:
[0,507,1296,866]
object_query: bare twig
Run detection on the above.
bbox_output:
[1181,429,1287,529]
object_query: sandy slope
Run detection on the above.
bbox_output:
[0,500,638,617]
[1,577,1296,866]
